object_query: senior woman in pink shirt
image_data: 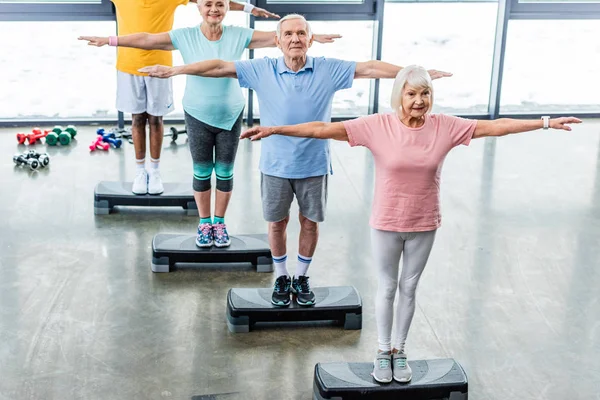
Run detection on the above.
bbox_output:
[240,65,581,384]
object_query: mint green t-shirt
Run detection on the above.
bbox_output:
[169,25,253,130]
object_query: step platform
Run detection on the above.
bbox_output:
[94,181,198,215]
[313,358,468,400]
[226,286,362,333]
[152,233,273,273]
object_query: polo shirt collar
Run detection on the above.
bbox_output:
[276,56,314,74]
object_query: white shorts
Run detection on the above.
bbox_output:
[116,70,174,117]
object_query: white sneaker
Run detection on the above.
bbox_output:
[132,169,148,195]
[392,352,412,383]
[148,169,164,195]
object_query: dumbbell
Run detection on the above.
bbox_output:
[13,153,40,171]
[24,150,50,168]
[90,135,109,152]
[166,126,187,142]
[46,125,77,146]
[16,128,49,145]
[97,129,122,148]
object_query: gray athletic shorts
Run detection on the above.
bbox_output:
[260,173,328,223]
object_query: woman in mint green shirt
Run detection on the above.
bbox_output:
[80,0,339,247]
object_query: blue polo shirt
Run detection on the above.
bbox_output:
[234,56,356,179]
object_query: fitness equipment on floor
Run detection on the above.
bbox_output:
[16,128,50,145]
[226,286,362,333]
[165,126,187,142]
[90,136,109,152]
[13,153,40,170]
[313,358,468,400]
[46,125,77,146]
[151,233,272,273]
[23,150,50,168]
[94,181,198,215]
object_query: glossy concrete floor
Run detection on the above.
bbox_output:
[0,121,599,400]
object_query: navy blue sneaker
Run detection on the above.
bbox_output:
[292,275,316,306]
[271,275,291,307]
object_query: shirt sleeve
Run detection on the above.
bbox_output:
[168,28,184,51]
[324,58,357,91]
[342,114,381,149]
[438,114,478,147]
[234,57,267,90]
[179,0,189,5]
[240,27,254,49]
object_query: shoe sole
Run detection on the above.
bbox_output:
[271,299,290,307]
[132,191,147,195]
[393,376,412,383]
[195,241,213,248]
[371,373,392,384]
[148,191,164,195]
[213,242,231,248]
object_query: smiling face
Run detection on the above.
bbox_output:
[199,0,228,25]
[400,84,432,119]
[276,18,313,58]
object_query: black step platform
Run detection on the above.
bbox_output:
[313,358,468,400]
[152,233,273,273]
[94,181,198,215]
[226,286,362,333]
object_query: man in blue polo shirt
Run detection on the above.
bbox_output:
[139,13,450,307]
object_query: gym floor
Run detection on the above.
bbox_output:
[1,121,599,400]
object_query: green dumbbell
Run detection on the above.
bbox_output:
[64,125,77,138]
[58,131,72,145]
[52,125,63,135]
[46,131,59,146]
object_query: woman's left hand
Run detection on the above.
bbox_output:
[138,65,174,78]
[427,69,453,80]
[313,34,343,44]
[550,117,582,131]
[251,6,280,19]
[241,126,274,141]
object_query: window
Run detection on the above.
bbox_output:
[379,2,498,115]
[500,20,600,114]
[0,21,116,120]
[170,4,249,119]
[252,20,374,118]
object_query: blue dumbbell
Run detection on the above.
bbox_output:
[96,128,117,139]
[99,134,122,149]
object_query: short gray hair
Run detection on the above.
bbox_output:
[276,14,312,39]
[390,65,434,116]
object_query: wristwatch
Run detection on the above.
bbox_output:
[541,116,550,130]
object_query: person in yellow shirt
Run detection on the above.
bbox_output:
[106,0,279,195]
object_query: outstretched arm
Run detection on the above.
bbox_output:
[228,1,280,18]
[138,59,237,78]
[354,60,452,80]
[241,122,348,141]
[248,31,342,49]
[78,32,174,50]
[473,117,582,139]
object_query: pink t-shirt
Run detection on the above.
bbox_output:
[343,113,477,232]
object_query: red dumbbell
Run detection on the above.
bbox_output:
[16,128,49,145]
[89,135,109,152]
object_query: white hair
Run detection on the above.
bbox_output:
[390,65,434,117]
[276,14,312,39]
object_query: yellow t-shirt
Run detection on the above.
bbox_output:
[113,0,189,76]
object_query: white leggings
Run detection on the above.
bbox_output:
[371,228,437,352]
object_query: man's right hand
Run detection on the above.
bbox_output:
[78,36,109,47]
[240,126,274,141]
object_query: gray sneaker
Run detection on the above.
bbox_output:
[392,352,412,383]
[372,352,392,383]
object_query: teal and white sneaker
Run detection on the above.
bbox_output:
[372,352,392,383]
[196,223,213,247]
[213,223,231,247]
[392,352,412,383]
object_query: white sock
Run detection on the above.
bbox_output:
[295,254,312,277]
[150,157,160,171]
[273,254,289,278]
[136,158,146,171]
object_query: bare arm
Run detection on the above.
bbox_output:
[138,59,237,78]
[473,117,582,139]
[354,60,453,80]
[78,32,174,51]
[241,122,349,142]
[248,31,277,49]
